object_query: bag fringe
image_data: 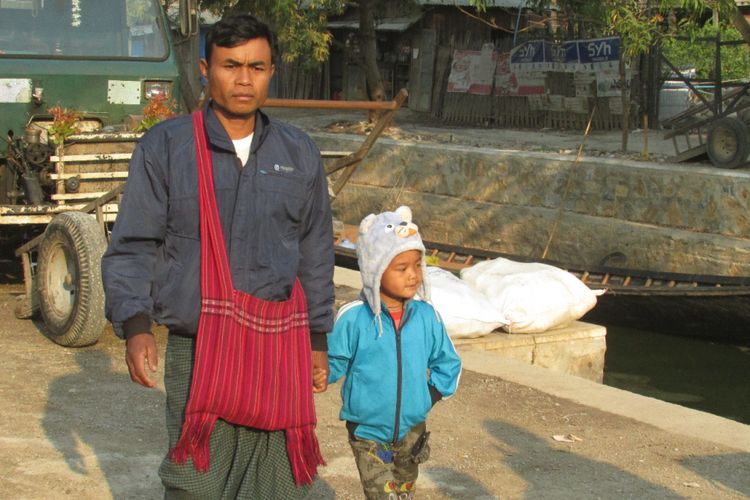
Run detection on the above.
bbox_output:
[170,413,217,472]
[286,425,326,486]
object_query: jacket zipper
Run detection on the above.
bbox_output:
[391,305,411,445]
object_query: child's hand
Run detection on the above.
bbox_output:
[311,351,329,393]
[313,368,328,392]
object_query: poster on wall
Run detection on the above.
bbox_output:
[495,51,545,96]
[493,52,515,95]
[448,37,622,97]
[509,37,620,72]
[577,37,620,71]
[447,43,497,95]
[596,69,631,97]
[509,40,545,67]
[543,40,578,71]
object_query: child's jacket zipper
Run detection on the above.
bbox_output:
[389,305,411,445]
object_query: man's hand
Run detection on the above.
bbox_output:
[311,350,329,393]
[125,332,158,388]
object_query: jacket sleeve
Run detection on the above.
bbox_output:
[297,139,335,345]
[101,138,167,338]
[427,310,462,400]
[326,308,358,384]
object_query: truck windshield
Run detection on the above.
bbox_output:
[0,0,168,59]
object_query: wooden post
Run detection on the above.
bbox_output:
[55,144,65,205]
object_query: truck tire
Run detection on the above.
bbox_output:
[707,117,750,169]
[37,212,107,346]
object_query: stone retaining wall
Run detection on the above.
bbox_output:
[314,132,750,277]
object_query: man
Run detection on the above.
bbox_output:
[102,14,334,499]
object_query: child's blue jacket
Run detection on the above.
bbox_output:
[327,297,462,444]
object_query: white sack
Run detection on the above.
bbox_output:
[460,257,604,334]
[425,266,507,338]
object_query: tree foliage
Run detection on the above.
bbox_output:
[662,21,750,80]
[469,0,747,61]
[164,0,345,68]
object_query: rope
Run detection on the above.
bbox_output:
[541,103,597,260]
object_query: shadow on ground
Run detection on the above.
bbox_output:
[682,453,750,497]
[42,349,165,499]
[483,420,683,499]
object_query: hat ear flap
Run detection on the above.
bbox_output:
[359,213,377,235]
[395,205,412,223]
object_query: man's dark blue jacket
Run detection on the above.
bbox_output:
[101,103,334,349]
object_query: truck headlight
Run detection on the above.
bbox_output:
[143,81,173,100]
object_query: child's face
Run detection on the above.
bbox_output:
[380,249,423,309]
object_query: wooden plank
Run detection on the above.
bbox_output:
[669,143,708,163]
[50,153,132,162]
[432,46,453,120]
[3,203,119,228]
[0,204,82,215]
[51,192,110,200]
[48,172,129,180]
[1,215,54,225]
[321,151,353,158]
[410,29,437,112]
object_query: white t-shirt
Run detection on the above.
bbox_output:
[232,133,253,166]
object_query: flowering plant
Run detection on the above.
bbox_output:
[47,106,82,145]
[136,94,177,132]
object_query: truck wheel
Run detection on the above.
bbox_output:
[707,117,750,169]
[37,212,107,346]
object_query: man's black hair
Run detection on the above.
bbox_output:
[204,13,276,65]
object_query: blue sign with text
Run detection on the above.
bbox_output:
[577,37,620,64]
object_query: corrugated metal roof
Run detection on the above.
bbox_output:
[327,14,424,32]
[415,0,532,7]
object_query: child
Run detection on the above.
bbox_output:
[327,206,462,499]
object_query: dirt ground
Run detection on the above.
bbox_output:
[1,278,749,499]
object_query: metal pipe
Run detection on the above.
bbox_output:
[264,97,402,111]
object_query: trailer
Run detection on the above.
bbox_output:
[660,33,750,169]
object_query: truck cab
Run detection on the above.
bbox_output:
[0,0,181,205]
[1,0,197,347]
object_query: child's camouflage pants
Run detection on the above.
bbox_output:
[348,421,430,500]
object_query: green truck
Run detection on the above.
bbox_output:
[1,0,198,346]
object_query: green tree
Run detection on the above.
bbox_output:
[662,21,750,80]
[469,0,749,59]
[164,0,345,108]
[171,0,423,106]
[197,0,344,67]
[205,0,422,103]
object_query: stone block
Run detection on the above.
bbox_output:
[454,321,606,382]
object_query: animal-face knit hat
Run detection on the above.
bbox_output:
[357,206,430,319]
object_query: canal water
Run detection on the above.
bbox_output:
[602,325,750,425]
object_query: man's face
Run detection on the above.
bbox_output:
[200,37,275,119]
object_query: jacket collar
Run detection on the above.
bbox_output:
[361,290,416,319]
[202,100,270,153]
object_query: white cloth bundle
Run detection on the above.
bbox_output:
[425,266,507,338]
[460,258,604,334]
